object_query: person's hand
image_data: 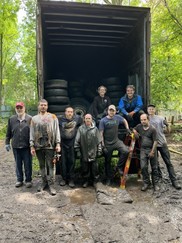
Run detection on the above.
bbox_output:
[5,144,11,152]
[128,111,135,117]
[102,146,108,155]
[30,147,36,156]
[55,144,61,153]
[148,151,155,158]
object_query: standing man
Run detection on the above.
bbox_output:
[59,106,82,188]
[133,113,159,191]
[147,104,181,190]
[118,85,144,127]
[74,114,102,188]
[5,102,32,188]
[99,104,130,186]
[30,99,61,195]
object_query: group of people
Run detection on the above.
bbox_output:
[5,85,181,196]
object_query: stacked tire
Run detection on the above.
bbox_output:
[105,77,124,106]
[44,79,70,117]
[69,80,90,117]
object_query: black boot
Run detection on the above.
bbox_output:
[141,183,152,191]
[172,181,181,190]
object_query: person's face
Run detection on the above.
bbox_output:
[98,87,106,97]
[126,88,135,99]
[15,106,25,116]
[84,114,92,126]
[38,102,48,113]
[140,114,149,126]
[65,108,74,119]
[108,109,116,118]
[147,107,156,116]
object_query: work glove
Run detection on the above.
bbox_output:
[5,144,11,152]
[102,146,108,155]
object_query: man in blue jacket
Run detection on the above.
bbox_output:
[118,85,144,127]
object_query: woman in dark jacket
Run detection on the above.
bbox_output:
[92,85,111,121]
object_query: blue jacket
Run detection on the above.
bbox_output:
[118,94,143,115]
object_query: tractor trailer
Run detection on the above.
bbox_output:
[36,0,151,116]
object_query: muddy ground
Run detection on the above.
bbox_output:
[0,135,182,243]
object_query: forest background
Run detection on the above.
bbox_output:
[0,0,182,112]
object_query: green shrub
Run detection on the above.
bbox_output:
[0,118,8,139]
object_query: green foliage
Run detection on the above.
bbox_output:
[32,156,40,176]
[0,0,37,106]
[0,117,8,139]
[172,133,182,142]
[150,0,182,110]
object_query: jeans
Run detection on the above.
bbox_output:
[140,148,159,185]
[124,110,144,127]
[61,144,75,180]
[36,149,55,184]
[157,144,177,182]
[13,148,32,182]
[104,140,129,179]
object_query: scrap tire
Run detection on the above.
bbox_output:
[70,98,90,117]
[48,105,69,112]
[44,89,68,97]
[46,96,70,105]
[44,79,68,89]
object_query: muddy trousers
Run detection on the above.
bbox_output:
[157,144,177,182]
[81,159,99,183]
[36,149,55,185]
[140,149,159,186]
[61,144,75,181]
[104,142,129,179]
[13,148,32,183]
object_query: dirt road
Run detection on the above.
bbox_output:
[0,139,182,243]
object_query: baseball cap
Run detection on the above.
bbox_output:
[108,105,116,111]
[147,104,156,108]
[15,102,25,107]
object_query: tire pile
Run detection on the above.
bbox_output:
[44,79,70,117]
[105,77,124,106]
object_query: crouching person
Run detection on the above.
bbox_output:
[30,99,61,196]
[74,114,102,188]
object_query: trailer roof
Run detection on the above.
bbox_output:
[37,0,150,48]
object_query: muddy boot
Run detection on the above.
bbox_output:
[141,183,152,191]
[60,179,66,186]
[49,185,56,196]
[68,180,75,188]
[37,179,48,192]
[83,181,89,188]
[172,181,181,190]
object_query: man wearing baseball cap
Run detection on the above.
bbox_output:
[5,102,32,188]
[99,104,131,186]
[147,104,181,190]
